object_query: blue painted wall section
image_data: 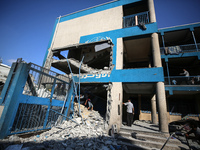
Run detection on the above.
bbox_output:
[74,67,164,83]
[165,86,200,95]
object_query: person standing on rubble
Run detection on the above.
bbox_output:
[85,94,93,111]
[123,99,134,126]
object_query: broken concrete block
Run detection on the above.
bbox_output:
[8,135,22,143]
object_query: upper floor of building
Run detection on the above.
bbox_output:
[43,0,200,87]
[48,0,157,50]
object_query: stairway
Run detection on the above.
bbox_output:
[117,123,189,150]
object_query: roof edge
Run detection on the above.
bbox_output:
[58,0,119,19]
[158,22,200,33]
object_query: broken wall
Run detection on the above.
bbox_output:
[106,82,123,131]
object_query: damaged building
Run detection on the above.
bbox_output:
[42,0,200,133]
[0,0,200,142]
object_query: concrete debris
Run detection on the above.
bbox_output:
[0,104,127,150]
[23,85,65,101]
[54,58,112,75]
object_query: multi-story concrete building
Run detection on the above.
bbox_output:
[43,0,200,133]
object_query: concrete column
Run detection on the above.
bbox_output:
[116,38,123,70]
[156,82,168,133]
[148,0,156,23]
[135,15,138,26]
[151,33,162,67]
[151,95,157,124]
[107,82,123,132]
[151,32,169,133]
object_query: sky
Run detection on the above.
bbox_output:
[0,0,200,67]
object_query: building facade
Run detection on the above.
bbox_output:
[43,0,200,133]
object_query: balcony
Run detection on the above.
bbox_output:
[164,76,200,85]
[160,43,200,55]
[123,11,150,28]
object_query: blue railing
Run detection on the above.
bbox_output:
[164,75,200,85]
[160,43,200,55]
[123,11,150,28]
[0,62,73,138]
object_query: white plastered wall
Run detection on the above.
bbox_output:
[116,38,123,70]
[53,6,123,48]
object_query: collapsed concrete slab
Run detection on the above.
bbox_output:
[51,40,113,74]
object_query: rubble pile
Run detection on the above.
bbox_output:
[0,104,128,150]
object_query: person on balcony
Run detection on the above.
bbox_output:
[180,69,190,85]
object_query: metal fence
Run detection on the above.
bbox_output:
[11,104,66,134]
[0,62,74,137]
[23,63,70,101]
[164,76,200,85]
[160,43,200,55]
[123,11,150,28]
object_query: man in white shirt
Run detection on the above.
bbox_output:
[180,69,190,84]
[123,99,134,126]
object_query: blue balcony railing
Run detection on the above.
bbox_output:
[160,43,200,55]
[123,11,150,28]
[164,76,200,85]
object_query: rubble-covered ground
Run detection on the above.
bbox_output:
[0,105,128,150]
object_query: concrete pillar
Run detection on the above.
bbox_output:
[116,38,123,70]
[106,82,123,132]
[151,95,157,124]
[156,82,168,133]
[151,33,162,67]
[151,32,169,133]
[148,0,156,23]
[135,15,138,26]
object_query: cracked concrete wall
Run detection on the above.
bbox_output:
[106,82,123,132]
[52,6,123,48]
